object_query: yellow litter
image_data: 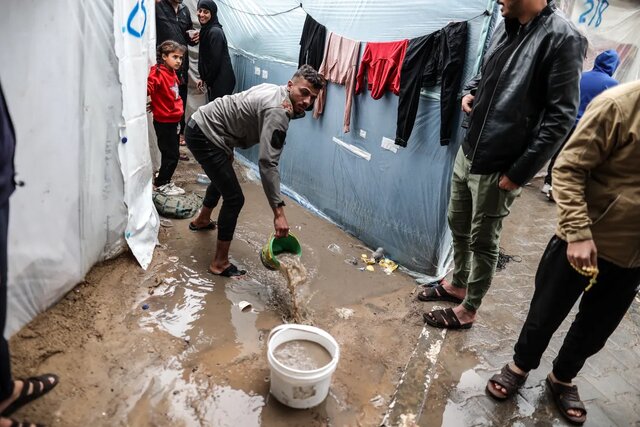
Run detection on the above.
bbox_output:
[366,265,375,272]
[379,258,398,275]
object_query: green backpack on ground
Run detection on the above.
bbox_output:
[152,192,202,219]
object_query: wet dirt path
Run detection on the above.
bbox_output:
[8,158,423,426]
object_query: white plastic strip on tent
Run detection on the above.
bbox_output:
[0,1,158,335]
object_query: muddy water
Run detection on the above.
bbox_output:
[276,253,308,322]
[274,339,332,370]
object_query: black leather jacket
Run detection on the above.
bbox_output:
[462,1,587,185]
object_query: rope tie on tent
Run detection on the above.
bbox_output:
[216,0,303,17]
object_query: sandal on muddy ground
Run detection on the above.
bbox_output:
[486,364,528,401]
[8,419,45,427]
[423,308,472,329]
[188,220,216,231]
[1,374,59,417]
[546,374,587,425]
[417,282,463,303]
[210,263,246,277]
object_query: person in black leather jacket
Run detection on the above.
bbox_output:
[422,0,587,330]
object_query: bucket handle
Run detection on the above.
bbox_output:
[268,323,331,344]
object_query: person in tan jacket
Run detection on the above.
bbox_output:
[484,80,640,426]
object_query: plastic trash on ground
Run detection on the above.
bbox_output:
[327,243,343,255]
[379,258,398,275]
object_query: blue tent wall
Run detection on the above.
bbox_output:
[218,2,496,275]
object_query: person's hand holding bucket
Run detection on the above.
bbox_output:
[273,205,289,238]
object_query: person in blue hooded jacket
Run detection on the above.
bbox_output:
[542,49,620,198]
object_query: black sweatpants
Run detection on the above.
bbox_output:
[0,200,14,401]
[153,120,180,187]
[185,119,244,242]
[544,126,575,186]
[514,236,640,382]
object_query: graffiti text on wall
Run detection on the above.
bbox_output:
[579,0,609,28]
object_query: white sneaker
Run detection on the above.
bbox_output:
[541,183,551,195]
[157,182,185,196]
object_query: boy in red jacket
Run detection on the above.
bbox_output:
[147,40,187,196]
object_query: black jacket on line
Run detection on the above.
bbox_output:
[155,0,195,85]
[298,14,327,71]
[462,0,587,185]
[395,21,468,148]
[198,18,235,101]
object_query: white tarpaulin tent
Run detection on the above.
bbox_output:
[1,1,158,335]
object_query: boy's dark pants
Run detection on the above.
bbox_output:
[513,236,640,382]
[153,120,180,186]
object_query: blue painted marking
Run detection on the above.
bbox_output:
[121,137,128,144]
[126,0,147,38]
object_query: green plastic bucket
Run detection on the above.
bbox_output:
[260,233,302,270]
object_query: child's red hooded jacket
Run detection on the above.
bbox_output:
[147,64,184,123]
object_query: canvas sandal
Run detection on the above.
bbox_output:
[1,374,59,417]
[188,220,216,231]
[417,283,463,303]
[8,419,45,427]
[546,374,587,425]
[486,364,528,400]
[423,308,472,329]
[210,263,246,277]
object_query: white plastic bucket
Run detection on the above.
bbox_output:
[267,324,340,409]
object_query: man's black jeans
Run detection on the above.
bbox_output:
[185,119,244,242]
[514,236,640,382]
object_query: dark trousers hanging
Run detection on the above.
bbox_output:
[513,236,640,382]
[396,21,467,147]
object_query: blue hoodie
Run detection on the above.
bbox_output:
[576,49,619,122]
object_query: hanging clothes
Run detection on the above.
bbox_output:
[395,21,468,147]
[355,40,408,99]
[313,32,360,133]
[298,14,327,71]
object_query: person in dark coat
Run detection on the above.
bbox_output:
[155,0,198,141]
[196,0,236,102]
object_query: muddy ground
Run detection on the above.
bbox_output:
[8,151,426,426]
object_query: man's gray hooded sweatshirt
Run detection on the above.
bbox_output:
[191,83,301,209]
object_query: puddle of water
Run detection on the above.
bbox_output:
[274,339,332,370]
[198,385,264,427]
[140,263,214,339]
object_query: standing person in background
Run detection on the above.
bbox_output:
[541,49,619,200]
[147,41,187,196]
[0,81,60,427]
[155,0,199,146]
[196,0,236,102]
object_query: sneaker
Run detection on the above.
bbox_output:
[541,183,551,195]
[547,186,555,202]
[157,182,185,196]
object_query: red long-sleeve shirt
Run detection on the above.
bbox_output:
[355,40,408,99]
[147,64,183,123]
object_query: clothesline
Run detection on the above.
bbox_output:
[215,0,303,17]
[215,0,490,30]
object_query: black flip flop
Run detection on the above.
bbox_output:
[210,263,246,277]
[189,220,216,231]
[2,374,59,417]
[417,283,463,303]
[546,374,587,425]
[9,419,45,427]
[486,364,528,401]
[423,308,472,330]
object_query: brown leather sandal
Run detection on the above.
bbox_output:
[546,374,587,425]
[486,364,528,400]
